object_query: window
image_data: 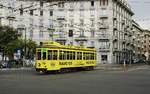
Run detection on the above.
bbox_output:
[40,1,43,7]
[99,42,110,49]
[101,8,107,15]
[70,51,73,60]
[77,52,82,60]
[29,30,33,38]
[53,50,58,60]
[43,52,46,60]
[37,52,41,60]
[50,10,53,16]
[80,19,84,26]
[20,9,23,15]
[91,1,94,6]
[91,29,95,37]
[69,19,74,27]
[83,52,86,60]
[30,10,34,15]
[67,51,69,60]
[100,0,108,6]
[48,50,52,60]
[58,2,64,8]
[40,11,43,16]
[69,30,73,37]
[90,19,95,26]
[80,9,84,17]
[39,30,44,38]
[73,52,75,60]
[101,55,107,61]
[59,50,63,60]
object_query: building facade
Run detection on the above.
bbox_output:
[0,0,135,64]
[132,20,144,62]
[142,30,150,60]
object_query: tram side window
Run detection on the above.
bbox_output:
[70,51,73,60]
[53,50,58,60]
[43,52,46,60]
[37,52,41,60]
[83,52,86,60]
[73,52,75,60]
[94,53,96,60]
[77,52,80,60]
[64,51,67,60]
[67,51,69,60]
[92,53,94,60]
[79,52,82,60]
[59,50,63,60]
[48,50,52,60]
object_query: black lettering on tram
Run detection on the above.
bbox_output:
[59,62,72,65]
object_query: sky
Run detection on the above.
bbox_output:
[128,0,150,29]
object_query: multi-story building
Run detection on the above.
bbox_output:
[132,20,144,62]
[142,30,150,60]
[0,0,134,64]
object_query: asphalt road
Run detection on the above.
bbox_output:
[0,68,150,94]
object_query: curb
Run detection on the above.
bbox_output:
[0,67,34,71]
[95,64,150,71]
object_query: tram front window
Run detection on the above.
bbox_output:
[37,52,41,60]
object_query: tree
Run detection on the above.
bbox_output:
[25,39,37,60]
[4,39,24,60]
[0,25,21,60]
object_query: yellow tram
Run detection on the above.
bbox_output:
[35,41,96,73]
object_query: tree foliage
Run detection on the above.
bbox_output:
[0,25,37,60]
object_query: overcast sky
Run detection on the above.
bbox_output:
[128,0,150,29]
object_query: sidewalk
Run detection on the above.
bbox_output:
[95,63,150,71]
[0,67,34,71]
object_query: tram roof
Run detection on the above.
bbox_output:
[38,41,96,51]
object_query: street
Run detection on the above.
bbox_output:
[0,67,150,94]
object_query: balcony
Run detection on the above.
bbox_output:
[113,48,119,52]
[55,37,67,41]
[7,16,15,20]
[113,17,117,20]
[99,23,109,29]
[98,34,110,41]
[57,17,65,20]
[74,36,88,41]
[122,39,126,44]
[113,35,118,42]
[113,25,117,30]
[99,48,110,52]
[99,14,108,19]
[122,20,125,25]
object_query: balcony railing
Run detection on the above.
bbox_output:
[74,36,88,41]
[113,35,118,42]
[99,48,110,52]
[99,23,109,29]
[97,34,110,40]
[55,37,67,41]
